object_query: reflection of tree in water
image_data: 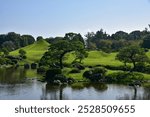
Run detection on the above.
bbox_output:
[143,88,150,100]
[41,83,108,100]
[118,86,150,100]
[0,67,26,84]
[41,83,68,100]
[70,82,108,92]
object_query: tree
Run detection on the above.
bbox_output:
[2,48,9,56]
[37,36,44,41]
[141,34,150,49]
[19,49,27,59]
[111,31,128,40]
[40,40,85,69]
[116,46,149,70]
[21,35,35,47]
[64,32,85,45]
[73,49,88,63]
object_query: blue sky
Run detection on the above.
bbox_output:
[0,0,150,38]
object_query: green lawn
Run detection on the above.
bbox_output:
[10,40,50,63]
[65,51,123,66]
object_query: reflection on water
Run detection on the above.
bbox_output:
[0,67,150,100]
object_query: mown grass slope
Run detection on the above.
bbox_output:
[65,51,123,66]
[10,40,50,63]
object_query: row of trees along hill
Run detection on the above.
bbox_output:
[85,27,150,52]
[1,26,150,53]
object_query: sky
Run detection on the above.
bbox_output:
[0,0,150,38]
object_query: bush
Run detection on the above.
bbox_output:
[83,67,107,82]
[106,72,144,83]
[104,65,131,71]
[145,65,150,73]
[24,64,30,69]
[69,68,80,73]
[72,62,85,70]
[31,63,37,69]
[37,66,46,74]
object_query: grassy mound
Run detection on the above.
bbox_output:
[10,40,50,63]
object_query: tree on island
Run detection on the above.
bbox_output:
[116,46,149,70]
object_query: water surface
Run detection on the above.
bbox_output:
[0,67,150,100]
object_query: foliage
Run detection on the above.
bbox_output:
[106,72,144,83]
[73,49,88,63]
[37,66,47,74]
[83,67,107,82]
[116,46,149,69]
[19,49,26,59]
[40,38,86,69]
[24,64,30,69]
[0,32,35,51]
[31,63,37,69]
[45,68,62,83]
[69,68,80,73]
[37,36,44,41]
[141,34,150,49]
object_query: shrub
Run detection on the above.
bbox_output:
[24,64,30,69]
[104,65,131,71]
[83,67,107,82]
[31,63,37,69]
[145,65,150,73]
[37,66,46,74]
[69,68,80,73]
[106,72,144,83]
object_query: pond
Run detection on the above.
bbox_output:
[0,67,150,100]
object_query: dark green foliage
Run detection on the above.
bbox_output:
[40,38,86,69]
[83,67,107,82]
[37,66,46,74]
[111,31,128,40]
[21,35,35,47]
[45,68,62,83]
[104,65,132,71]
[116,45,149,69]
[64,32,85,45]
[37,36,44,41]
[19,49,26,59]
[2,48,9,56]
[24,64,30,69]
[1,55,19,65]
[141,34,150,49]
[0,32,35,51]
[31,63,37,69]
[106,72,144,83]
[69,68,80,73]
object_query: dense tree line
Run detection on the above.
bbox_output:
[85,28,150,52]
[0,32,35,52]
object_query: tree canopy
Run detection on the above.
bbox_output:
[116,46,149,69]
[40,38,86,69]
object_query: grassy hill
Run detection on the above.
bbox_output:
[65,51,123,66]
[10,40,50,63]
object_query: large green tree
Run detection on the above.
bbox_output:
[116,46,149,69]
[40,39,86,69]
